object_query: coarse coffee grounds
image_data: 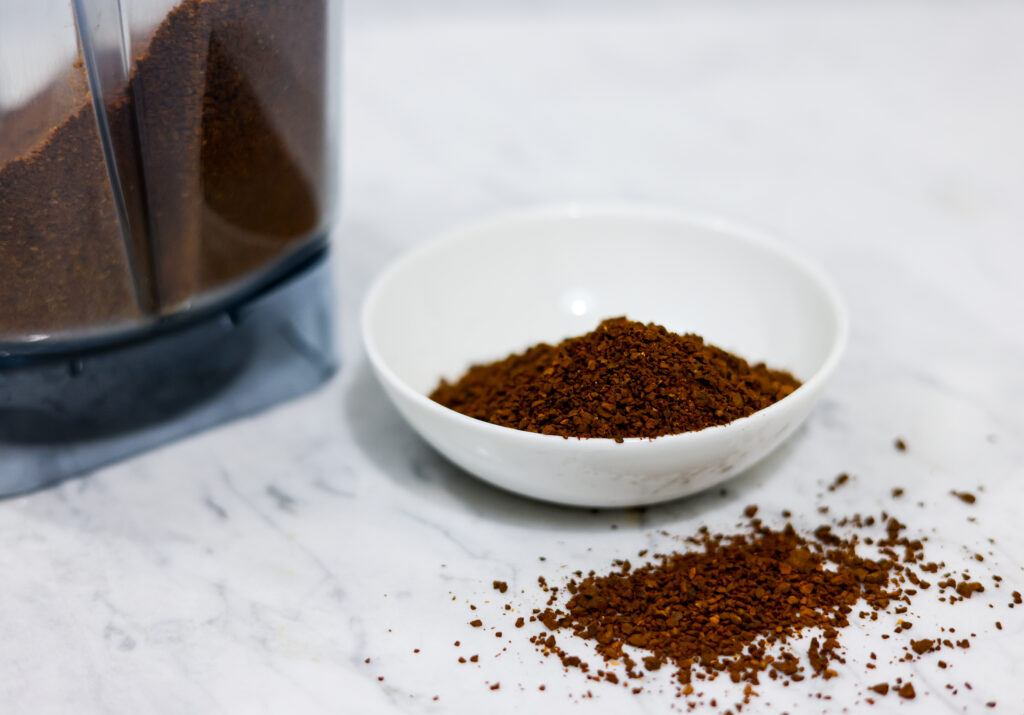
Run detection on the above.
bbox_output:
[430,318,801,441]
[510,506,1014,710]
[531,518,904,695]
[428,492,1013,710]
[0,0,326,338]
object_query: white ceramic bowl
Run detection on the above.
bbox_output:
[361,205,847,507]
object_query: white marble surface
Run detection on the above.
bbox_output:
[3,2,1024,713]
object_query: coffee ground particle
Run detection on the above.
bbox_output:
[493,581,509,593]
[870,683,889,695]
[956,582,984,599]
[910,639,934,655]
[897,682,916,699]
[951,491,977,504]
[828,473,850,492]
[895,438,907,452]
[430,318,800,441]
[469,619,482,628]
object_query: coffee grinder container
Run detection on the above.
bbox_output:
[0,0,342,493]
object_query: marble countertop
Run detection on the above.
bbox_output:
[3,2,1023,713]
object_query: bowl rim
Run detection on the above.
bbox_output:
[361,202,849,449]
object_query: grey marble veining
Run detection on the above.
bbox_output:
[2,2,1023,713]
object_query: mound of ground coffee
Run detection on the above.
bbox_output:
[364,489,1010,708]
[533,519,901,691]
[430,318,800,440]
[514,506,1007,708]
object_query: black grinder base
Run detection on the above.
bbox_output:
[0,249,336,496]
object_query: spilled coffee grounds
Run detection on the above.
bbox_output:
[466,506,1011,709]
[430,318,800,440]
[363,490,1012,708]
[532,517,910,691]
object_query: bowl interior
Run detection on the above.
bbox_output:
[365,207,844,401]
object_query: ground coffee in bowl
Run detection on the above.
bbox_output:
[430,317,801,441]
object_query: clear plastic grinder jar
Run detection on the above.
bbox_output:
[0,0,342,493]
